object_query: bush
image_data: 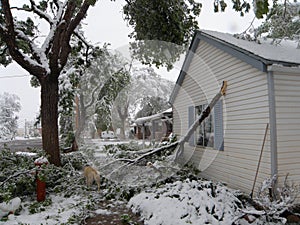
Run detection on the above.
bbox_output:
[0,149,37,202]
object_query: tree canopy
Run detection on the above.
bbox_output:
[255,1,300,40]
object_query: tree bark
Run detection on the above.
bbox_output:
[40,76,61,166]
[117,104,128,140]
[75,93,87,142]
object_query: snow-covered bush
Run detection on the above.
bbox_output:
[129,179,246,225]
[255,175,300,223]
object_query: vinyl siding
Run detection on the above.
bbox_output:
[173,40,271,195]
[273,72,300,191]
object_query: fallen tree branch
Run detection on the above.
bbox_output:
[101,141,179,171]
[0,168,36,187]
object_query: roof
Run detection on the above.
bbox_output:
[169,30,300,104]
[201,30,300,65]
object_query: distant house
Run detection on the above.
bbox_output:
[134,108,172,142]
[170,30,300,198]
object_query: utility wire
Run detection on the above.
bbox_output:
[0,74,31,79]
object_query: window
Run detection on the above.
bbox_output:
[196,104,214,147]
[188,100,224,150]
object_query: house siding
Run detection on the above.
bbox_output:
[273,72,300,190]
[173,40,271,194]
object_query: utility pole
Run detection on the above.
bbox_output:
[24,119,27,138]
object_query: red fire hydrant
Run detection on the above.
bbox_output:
[34,157,49,202]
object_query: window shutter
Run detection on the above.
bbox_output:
[188,106,195,146]
[214,100,224,150]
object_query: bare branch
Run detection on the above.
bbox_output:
[73,29,94,50]
[68,0,90,35]
[59,1,92,68]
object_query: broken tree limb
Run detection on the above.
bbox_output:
[101,141,180,170]
[175,81,227,160]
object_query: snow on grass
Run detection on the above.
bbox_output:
[1,194,81,225]
[95,208,115,215]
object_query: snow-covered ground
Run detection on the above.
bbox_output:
[0,140,293,224]
[2,195,82,225]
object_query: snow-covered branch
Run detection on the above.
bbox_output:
[29,0,53,24]
[83,83,103,112]
[41,1,66,55]
[73,28,93,49]
[14,29,51,74]
[0,0,47,78]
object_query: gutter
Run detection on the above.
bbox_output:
[267,66,278,179]
[268,64,300,74]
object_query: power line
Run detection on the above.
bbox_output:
[0,74,31,79]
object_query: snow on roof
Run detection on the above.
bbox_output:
[135,108,172,125]
[200,30,300,65]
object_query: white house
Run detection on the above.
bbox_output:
[170,30,300,198]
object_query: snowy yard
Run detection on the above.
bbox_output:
[0,139,299,224]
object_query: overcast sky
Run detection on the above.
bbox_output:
[0,0,261,127]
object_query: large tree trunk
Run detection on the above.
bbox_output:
[40,77,61,166]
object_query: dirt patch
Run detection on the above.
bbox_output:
[85,199,143,225]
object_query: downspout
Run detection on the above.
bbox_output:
[267,67,278,184]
